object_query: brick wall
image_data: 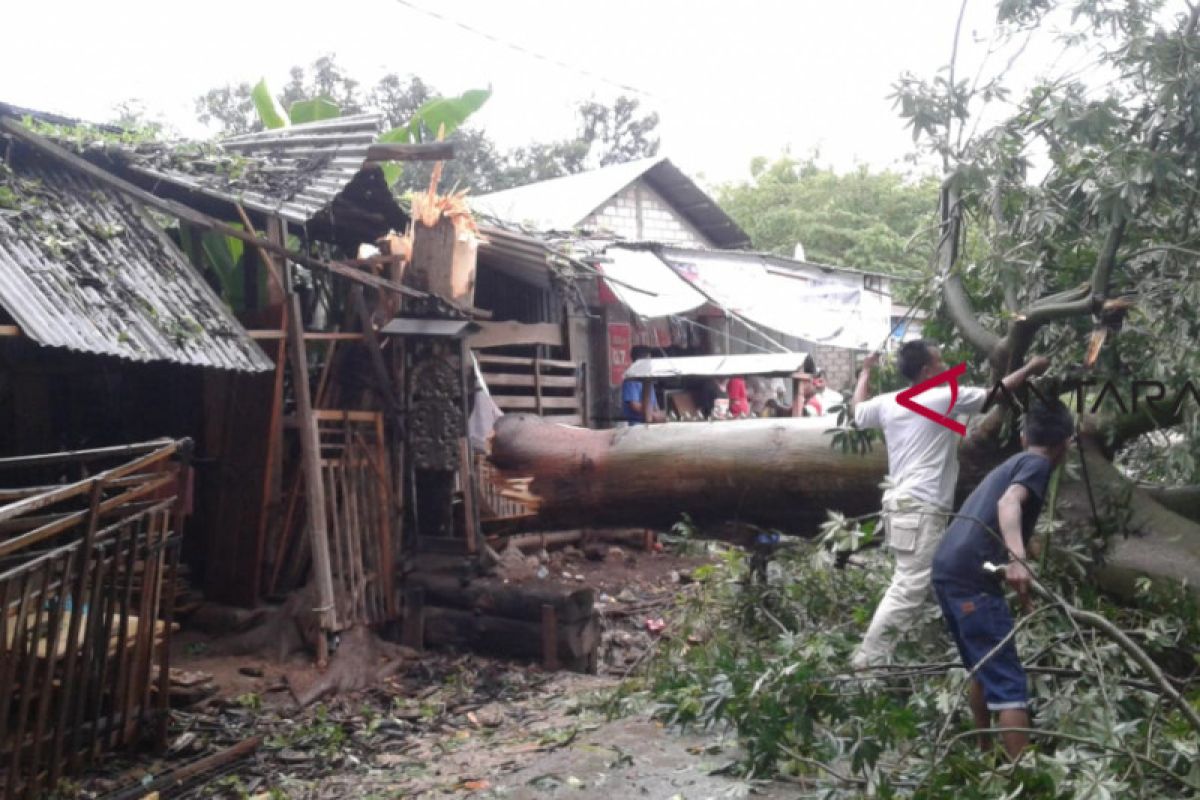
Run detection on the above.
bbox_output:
[583,180,710,246]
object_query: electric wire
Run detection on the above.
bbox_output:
[390,0,658,99]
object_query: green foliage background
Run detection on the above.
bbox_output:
[719,156,940,279]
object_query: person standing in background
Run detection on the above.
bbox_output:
[622,345,664,424]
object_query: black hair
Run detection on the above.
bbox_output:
[631,345,653,361]
[897,339,935,382]
[1023,399,1075,447]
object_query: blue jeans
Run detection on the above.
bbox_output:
[934,582,1028,711]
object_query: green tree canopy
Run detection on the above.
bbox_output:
[717,157,939,277]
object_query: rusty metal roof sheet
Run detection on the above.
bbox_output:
[127,114,390,227]
[0,148,273,372]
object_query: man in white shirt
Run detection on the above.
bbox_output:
[849,340,1049,669]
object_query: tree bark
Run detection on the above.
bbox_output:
[488,415,887,534]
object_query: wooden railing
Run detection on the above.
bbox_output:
[477,354,586,427]
[0,439,186,798]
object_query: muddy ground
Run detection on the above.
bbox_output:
[77,543,790,798]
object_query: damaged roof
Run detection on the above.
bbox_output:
[130,114,395,227]
[0,143,273,372]
[22,109,407,245]
[471,156,751,249]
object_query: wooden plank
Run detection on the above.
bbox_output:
[494,396,580,410]
[480,372,577,389]
[287,293,337,659]
[476,354,577,370]
[366,141,456,161]
[313,409,382,423]
[248,330,365,342]
[0,324,21,337]
[468,321,563,350]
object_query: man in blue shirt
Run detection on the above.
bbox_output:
[931,399,1074,760]
[622,346,663,424]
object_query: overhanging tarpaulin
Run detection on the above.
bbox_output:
[623,352,810,380]
[597,247,706,318]
[597,246,891,349]
[664,251,890,349]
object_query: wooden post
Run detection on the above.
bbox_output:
[459,438,478,555]
[408,216,456,295]
[287,294,336,664]
[533,355,544,416]
[255,300,288,597]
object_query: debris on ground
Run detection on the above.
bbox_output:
[72,543,719,798]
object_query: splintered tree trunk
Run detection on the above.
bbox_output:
[489,414,887,533]
[489,415,1200,594]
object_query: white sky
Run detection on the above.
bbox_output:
[1,0,1106,186]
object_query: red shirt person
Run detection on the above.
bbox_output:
[727,377,750,417]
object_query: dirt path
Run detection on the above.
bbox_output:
[77,545,784,798]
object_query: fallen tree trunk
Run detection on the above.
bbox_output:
[489,415,1200,593]
[488,415,887,533]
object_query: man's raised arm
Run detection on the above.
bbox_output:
[851,352,881,408]
[999,355,1051,393]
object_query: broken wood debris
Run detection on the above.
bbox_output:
[0,439,187,799]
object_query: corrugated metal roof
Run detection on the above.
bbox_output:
[0,149,273,372]
[127,114,389,227]
[471,157,751,249]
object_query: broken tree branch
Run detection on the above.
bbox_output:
[1139,484,1200,524]
[943,274,1002,354]
[0,116,426,299]
[937,183,1002,355]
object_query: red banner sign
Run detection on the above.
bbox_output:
[608,322,633,387]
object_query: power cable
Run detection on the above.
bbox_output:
[390,0,658,99]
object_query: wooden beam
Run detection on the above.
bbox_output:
[248,330,364,342]
[365,141,456,162]
[286,293,337,662]
[351,286,399,412]
[0,117,425,299]
[0,325,21,337]
[476,354,576,370]
[467,320,563,350]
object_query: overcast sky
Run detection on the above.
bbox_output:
[3,1,1098,186]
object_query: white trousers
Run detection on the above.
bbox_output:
[851,499,947,669]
